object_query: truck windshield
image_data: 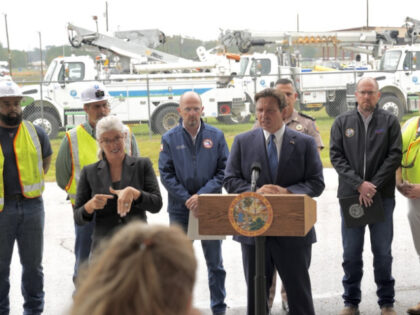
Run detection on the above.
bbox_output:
[239,57,249,76]
[44,60,57,84]
[250,59,271,76]
[380,51,401,71]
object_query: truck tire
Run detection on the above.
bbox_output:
[152,106,179,135]
[325,91,347,117]
[26,111,59,139]
[216,114,251,124]
[379,94,404,121]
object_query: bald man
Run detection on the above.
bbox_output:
[159,91,228,315]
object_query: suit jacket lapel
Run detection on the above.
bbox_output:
[120,155,136,189]
[97,159,112,193]
[276,128,296,183]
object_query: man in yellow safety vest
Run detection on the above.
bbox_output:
[397,116,420,315]
[55,82,139,282]
[0,80,52,314]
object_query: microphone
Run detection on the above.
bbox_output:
[251,162,261,192]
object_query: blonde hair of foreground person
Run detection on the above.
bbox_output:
[70,221,199,315]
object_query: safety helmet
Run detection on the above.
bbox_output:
[0,80,23,98]
[81,82,110,105]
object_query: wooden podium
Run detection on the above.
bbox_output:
[198,193,316,315]
[198,194,316,236]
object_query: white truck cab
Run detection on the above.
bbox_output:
[20,56,249,138]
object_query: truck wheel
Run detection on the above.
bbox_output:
[152,106,179,135]
[379,94,404,121]
[26,111,59,139]
[216,114,251,124]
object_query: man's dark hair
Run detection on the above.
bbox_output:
[254,88,287,111]
[275,78,294,86]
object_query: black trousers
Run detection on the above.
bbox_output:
[241,238,315,315]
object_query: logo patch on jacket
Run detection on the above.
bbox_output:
[203,138,213,149]
[176,144,186,150]
[375,128,385,134]
[345,128,355,138]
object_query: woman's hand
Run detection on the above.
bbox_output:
[84,194,114,214]
[109,186,141,217]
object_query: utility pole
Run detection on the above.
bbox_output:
[3,14,12,76]
[297,13,300,32]
[105,1,109,32]
[366,0,369,28]
[39,32,44,123]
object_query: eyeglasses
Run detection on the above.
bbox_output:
[357,90,378,96]
[100,136,124,145]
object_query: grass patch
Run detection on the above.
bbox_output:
[45,108,418,182]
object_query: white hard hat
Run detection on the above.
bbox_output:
[0,80,23,98]
[81,82,110,105]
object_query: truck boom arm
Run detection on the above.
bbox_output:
[67,23,190,63]
[219,29,399,56]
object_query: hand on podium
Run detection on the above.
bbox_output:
[186,194,199,218]
[257,184,290,195]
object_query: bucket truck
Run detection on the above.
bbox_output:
[20,24,248,138]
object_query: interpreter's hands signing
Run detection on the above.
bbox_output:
[109,186,141,217]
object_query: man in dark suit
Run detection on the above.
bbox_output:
[223,88,324,315]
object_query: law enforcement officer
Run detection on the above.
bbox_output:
[55,82,139,282]
[277,78,323,151]
[0,80,52,314]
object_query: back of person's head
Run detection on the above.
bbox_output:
[70,221,197,315]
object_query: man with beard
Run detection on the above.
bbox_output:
[330,77,402,315]
[159,91,228,315]
[0,80,52,315]
[55,82,139,282]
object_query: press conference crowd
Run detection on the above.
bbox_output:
[0,75,420,315]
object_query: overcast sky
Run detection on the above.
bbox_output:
[1,0,419,51]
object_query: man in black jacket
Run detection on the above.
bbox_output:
[330,77,402,315]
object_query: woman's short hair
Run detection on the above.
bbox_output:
[96,115,126,140]
[70,222,197,315]
[95,115,129,159]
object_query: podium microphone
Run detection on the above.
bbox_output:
[251,162,261,192]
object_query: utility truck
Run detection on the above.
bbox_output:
[20,25,249,138]
[220,18,420,119]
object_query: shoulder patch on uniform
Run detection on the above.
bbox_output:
[298,112,316,121]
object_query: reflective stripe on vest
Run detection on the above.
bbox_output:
[65,124,133,205]
[402,117,420,183]
[65,125,98,205]
[0,121,44,210]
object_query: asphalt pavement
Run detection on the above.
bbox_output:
[6,168,420,315]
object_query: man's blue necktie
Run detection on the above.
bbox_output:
[267,134,278,181]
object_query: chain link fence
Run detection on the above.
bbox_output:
[14,67,420,139]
